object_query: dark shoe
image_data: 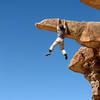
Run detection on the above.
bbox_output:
[45,52,51,56]
[64,54,68,60]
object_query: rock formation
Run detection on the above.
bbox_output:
[69,47,100,100]
[80,0,100,10]
[36,19,100,48]
[35,19,100,100]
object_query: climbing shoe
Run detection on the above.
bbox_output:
[64,54,68,60]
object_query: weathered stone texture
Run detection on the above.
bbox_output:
[36,19,100,48]
[69,47,100,100]
[35,19,100,100]
[68,47,94,74]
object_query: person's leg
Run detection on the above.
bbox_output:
[59,42,68,60]
[45,40,58,56]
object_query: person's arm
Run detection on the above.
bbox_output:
[63,20,67,33]
[57,19,60,27]
[57,19,61,30]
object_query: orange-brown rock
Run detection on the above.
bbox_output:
[69,47,100,100]
[81,0,100,9]
[35,19,100,100]
[36,19,100,48]
[68,47,94,74]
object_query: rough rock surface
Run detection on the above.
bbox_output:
[67,46,100,100]
[68,47,100,73]
[70,47,100,100]
[36,19,100,48]
[81,0,100,9]
[35,19,100,100]
[68,47,95,74]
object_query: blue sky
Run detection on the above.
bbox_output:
[0,0,100,100]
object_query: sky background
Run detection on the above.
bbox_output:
[0,0,100,100]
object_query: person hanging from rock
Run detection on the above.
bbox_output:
[45,19,68,60]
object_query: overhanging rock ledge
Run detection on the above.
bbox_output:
[35,18,100,100]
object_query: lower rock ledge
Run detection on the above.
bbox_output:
[68,47,100,100]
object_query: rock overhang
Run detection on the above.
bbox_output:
[35,19,100,74]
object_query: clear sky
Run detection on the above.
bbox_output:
[0,0,100,100]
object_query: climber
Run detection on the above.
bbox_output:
[45,19,68,60]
